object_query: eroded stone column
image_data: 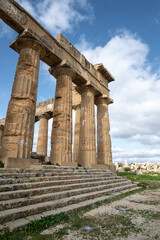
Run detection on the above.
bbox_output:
[96,97,112,165]
[0,125,4,147]
[49,65,75,164]
[79,86,96,167]
[1,37,44,159]
[73,104,81,163]
[37,114,49,156]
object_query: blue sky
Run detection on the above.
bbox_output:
[0,0,160,163]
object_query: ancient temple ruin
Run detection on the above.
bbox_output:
[0,0,114,170]
[0,2,141,231]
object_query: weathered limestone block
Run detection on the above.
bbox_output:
[146,161,151,171]
[124,161,129,168]
[135,162,139,170]
[78,86,96,167]
[73,104,81,163]
[49,64,76,164]
[115,162,119,170]
[96,96,113,165]
[1,37,44,159]
[35,98,54,122]
[37,114,49,156]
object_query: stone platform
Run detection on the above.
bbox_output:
[0,165,140,231]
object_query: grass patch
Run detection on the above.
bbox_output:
[0,160,4,168]
[117,171,160,190]
[118,172,160,181]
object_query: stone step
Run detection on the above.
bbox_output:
[0,174,116,185]
[0,183,138,223]
[0,176,120,192]
[0,171,112,179]
[1,186,140,231]
[0,179,128,200]
[0,180,130,210]
[0,167,111,174]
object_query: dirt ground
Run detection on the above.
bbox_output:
[40,189,160,240]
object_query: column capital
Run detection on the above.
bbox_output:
[38,113,50,120]
[76,82,100,96]
[49,60,77,79]
[95,95,114,105]
[10,36,46,58]
[72,103,81,111]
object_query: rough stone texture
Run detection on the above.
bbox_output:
[0,166,139,231]
[36,114,49,156]
[73,105,81,163]
[1,37,43,159]
[49,66,75,164]
[0,125,4,148]
[35,98,54,122]
[115,161,160,173]
[96,97,112,165]
[0,0,115,168]
[1,0,115,95]
[79,86,96,167]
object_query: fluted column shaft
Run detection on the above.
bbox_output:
[37,114,49,156]
[0,126,4,147]
[50,66,75,164]
[96,97,112,164]
[73,105,81,163]
[1,37,44,159]
[79,87,96,167]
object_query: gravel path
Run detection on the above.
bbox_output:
[40,189,160,239]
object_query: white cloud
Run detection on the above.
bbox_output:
[77,31,160,146]
[113,146,160,163]
[16,0,93,35]
[76,30,160,163]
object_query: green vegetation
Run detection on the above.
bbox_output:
[44,161,53,165]
[0,188,141,240]
[118,171,160,181]
[0,160,4,168]
[117,171,160,190]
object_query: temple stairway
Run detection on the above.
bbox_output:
[0,165,140,231]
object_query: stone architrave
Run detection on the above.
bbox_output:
[1,37,45,159]
[49,63,76,164]
[78,86,96,167]
[73,104,81,163]
[37,114,49,156]
[96,96,113,165]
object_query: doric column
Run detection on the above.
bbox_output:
[37,114,49,156]
[73,104,81,163]
[49,64,75,164]
[78,86,96,167]
[0,125,4,147]
[1,37,45,159]
[95,96,113,165]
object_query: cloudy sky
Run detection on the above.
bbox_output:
[0,0,160,163]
